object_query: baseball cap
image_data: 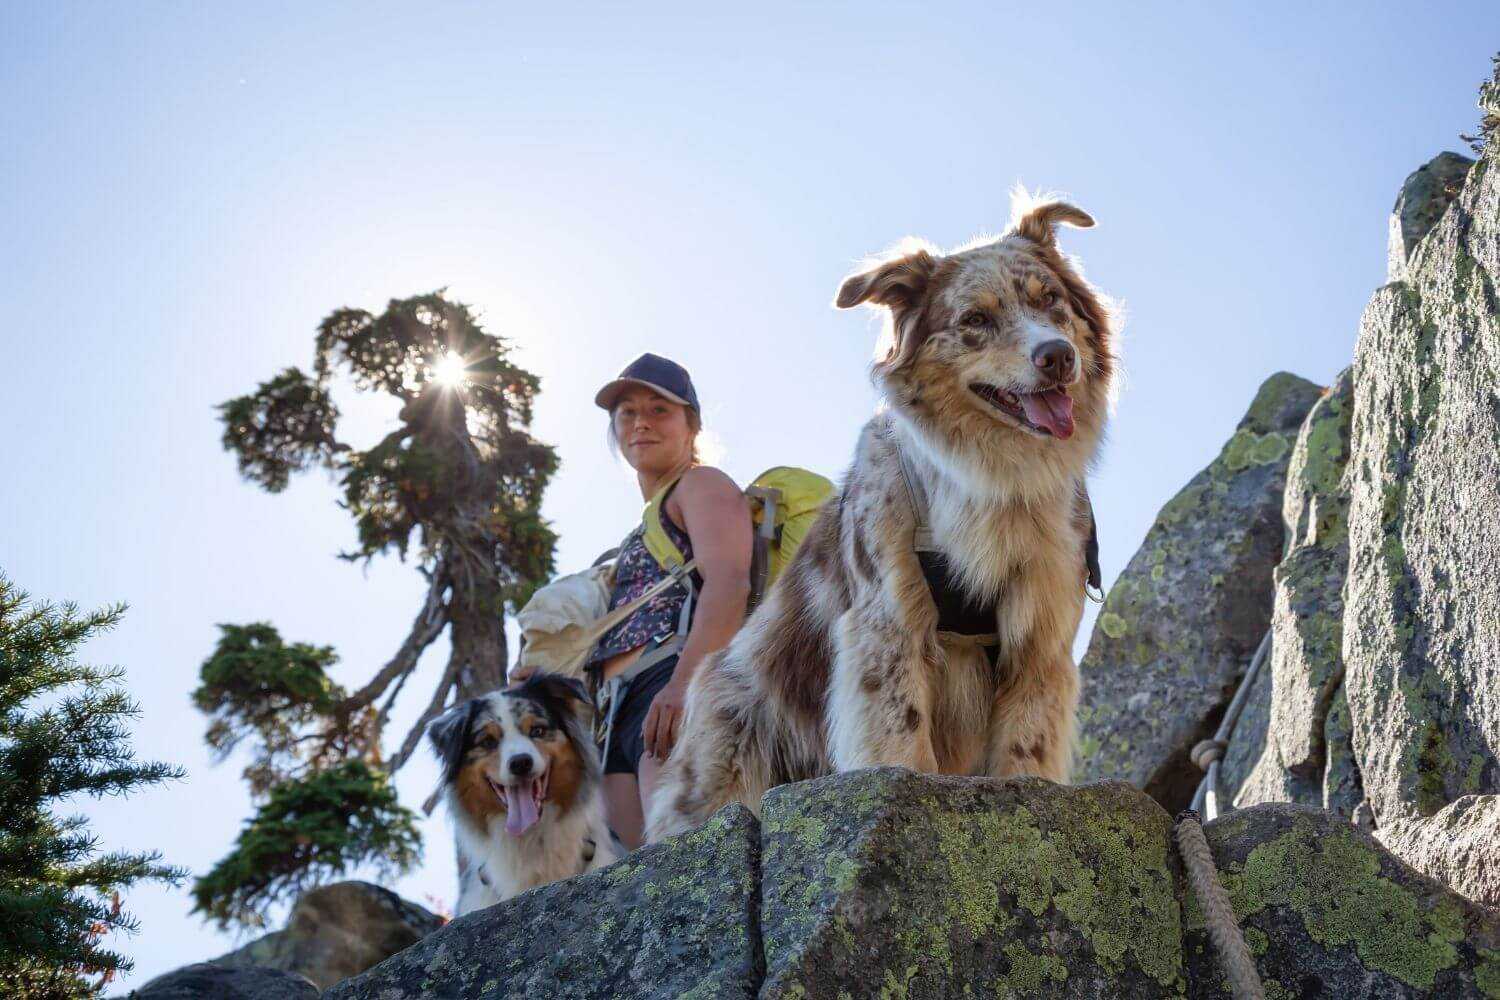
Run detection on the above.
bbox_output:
[594,353,701,414]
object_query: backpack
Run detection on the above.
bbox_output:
[510,466,835,681]
[640,466,836,611]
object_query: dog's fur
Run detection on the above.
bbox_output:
[428,673,616,914]
[647,197,1113,840]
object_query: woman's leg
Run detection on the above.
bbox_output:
[604,773,644,850]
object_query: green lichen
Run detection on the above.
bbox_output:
[1475,947,1500,998]
[1209,817,1467,990]
[997,942,1068,995]
[921,786,1181,988]
[1241,372,1317,432]
[1099,612,1128,639]
[1223,429,1291,472]
[764,776,1184,995]
[1158,483,1206,524]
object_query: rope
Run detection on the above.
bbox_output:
[1175,810,1265,1000]
[1190,629,1273,819]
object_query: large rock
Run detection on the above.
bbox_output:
[129,963,318,1000]
[1388,151,1475,282]
[1185,804,1500,998]
[314,770,1500,999]
[759,769,1186,998]
[324,804,762,1000]
[1076,372,1322,809]
[1223,369,1361,819]
[208,881,443,990]
[1342,85,1500,905]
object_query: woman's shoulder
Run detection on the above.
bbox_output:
[676,465,740,496]
[665,466,747,528]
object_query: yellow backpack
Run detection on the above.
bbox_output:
[642,466,835,610]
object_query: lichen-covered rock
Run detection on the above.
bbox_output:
[1342,100,1500,904]
[1388,151,1475,282]
[207,881,443,990]
[1224,369,1361,818]
[1076,372,1322,809]
[758,768,1186,998]
[324,804,762,999]
[129,963,318,999]
[1377,795,1500,912]
[1185,805,1500,998]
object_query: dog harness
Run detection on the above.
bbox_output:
[473,837,598,890]
[887,426,1102,667]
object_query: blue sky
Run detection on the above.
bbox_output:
[2,2,1495,988]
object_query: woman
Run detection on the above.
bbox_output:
[589,353,752,849]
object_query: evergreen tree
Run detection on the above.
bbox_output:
[195,292,558,927]
[0,575,184,998]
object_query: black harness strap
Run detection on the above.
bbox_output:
[886,422,1101,665]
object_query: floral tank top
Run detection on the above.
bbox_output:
[589,501,696,664]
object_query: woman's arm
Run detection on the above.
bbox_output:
[641,466,752,760]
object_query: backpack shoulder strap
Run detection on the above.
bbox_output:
[641,473,690,572]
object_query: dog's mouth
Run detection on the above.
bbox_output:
[489,772,549,837]
[970,383,1076,440]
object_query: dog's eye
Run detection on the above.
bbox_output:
[476,734,499,751]
[960,310,991,328]
[1035,291,1060,309]
[529,725,548,739]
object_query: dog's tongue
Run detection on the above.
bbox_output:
[1020,389,1075,439]
[503,779,542,836]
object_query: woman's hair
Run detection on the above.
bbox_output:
[607,401,703,468]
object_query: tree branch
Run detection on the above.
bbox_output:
[387,646,461,774]
[335,557,449,716]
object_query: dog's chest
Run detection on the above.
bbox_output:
[927,497,1057,601]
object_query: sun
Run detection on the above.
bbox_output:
[432,351,468,387]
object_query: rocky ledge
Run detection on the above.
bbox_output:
[328,769,1500,999]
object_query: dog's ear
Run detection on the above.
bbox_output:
[428,698,482,785]
[518,672,590,719]
[1010,198,1095,248]
[834,248,937,311]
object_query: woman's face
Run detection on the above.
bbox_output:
[613,387,694,474]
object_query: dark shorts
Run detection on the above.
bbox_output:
[601,653,679,775]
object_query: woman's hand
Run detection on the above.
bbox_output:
[642,676,690,760]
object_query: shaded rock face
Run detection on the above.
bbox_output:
[1188,805,1500,999]
[1341,118,1500,905]
[130,963,318,1000]
[324,804,762,1000]
[760,770,1184,998]
[1076,372,1322,810]
[1377,796,1500,912]
[208,881,443,990]
[1388,151,1476,282]
[1223,369,1360,820]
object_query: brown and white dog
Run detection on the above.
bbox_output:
[647,196,1113,840]
[428,673,616,915]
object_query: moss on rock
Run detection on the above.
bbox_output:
[760,769,1184,999]
[1185,804,1500,998]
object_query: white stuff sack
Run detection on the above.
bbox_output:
[512,562,615,681]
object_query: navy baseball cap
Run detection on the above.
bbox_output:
[594,353,701,414]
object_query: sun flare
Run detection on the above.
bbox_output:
[433,351,468,387]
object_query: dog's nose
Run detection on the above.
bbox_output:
[1032,340,1076,380]
[507,756,533,777]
